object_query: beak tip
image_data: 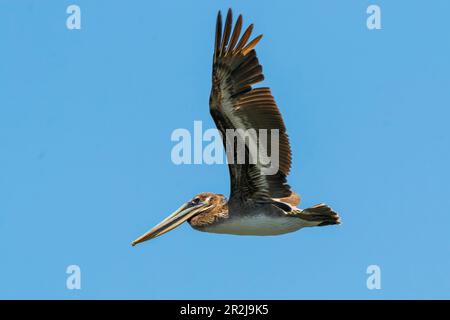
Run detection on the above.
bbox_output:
[131,202,197,246]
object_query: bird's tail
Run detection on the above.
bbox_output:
[296,204,341,226]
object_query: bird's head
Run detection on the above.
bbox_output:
[131,192,227,246]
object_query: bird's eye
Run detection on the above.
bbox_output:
[191,198,200,205]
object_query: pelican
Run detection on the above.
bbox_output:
[132,9,340,246]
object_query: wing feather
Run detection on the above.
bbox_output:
[234,24,254,53]
[220,9,233,56]
[213,12,222,64]
[209,9,294,203]
[226,15,242,56]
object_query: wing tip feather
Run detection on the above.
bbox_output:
[214,10,263,59]
[242,34,263,56]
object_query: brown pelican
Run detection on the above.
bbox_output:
[132,9,340,246]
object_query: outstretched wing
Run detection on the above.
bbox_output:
[209,9,295,204]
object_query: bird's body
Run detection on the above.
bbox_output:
[131,9,340,246]
[188,193,338,236]
[194,208,310,236]
[198,214,305,236]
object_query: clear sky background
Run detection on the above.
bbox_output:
[1,0,449,299]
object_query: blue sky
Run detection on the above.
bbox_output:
[1,0,449,299]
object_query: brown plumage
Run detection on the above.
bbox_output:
[277,193,301,206]
[188,193,228,228]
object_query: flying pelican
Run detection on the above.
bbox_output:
[132,9,340,246]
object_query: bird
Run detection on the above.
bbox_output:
[131,9,340,246]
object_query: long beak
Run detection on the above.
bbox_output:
[131,202,208,246]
